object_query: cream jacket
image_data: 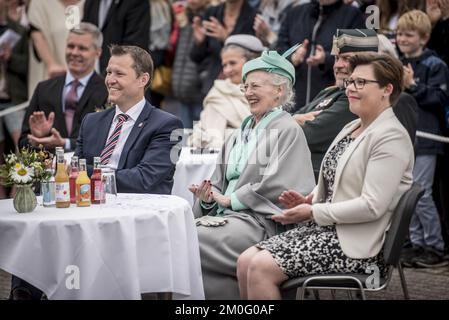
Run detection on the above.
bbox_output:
[189,79,250,148]
[312,108,415,259]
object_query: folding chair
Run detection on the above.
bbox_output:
[281,183,424,300]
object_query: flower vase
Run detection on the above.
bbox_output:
[13,184,37,213]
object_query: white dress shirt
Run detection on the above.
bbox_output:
[105,98,146,170]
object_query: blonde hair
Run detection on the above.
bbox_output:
[397,10,431,39]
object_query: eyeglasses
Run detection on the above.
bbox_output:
[343,78,380,90]
[240,82,270,93]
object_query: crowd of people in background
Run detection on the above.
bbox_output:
[1,0,449,300]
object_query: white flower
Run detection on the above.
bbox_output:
[6,154,17,165]
[10,163,34,184]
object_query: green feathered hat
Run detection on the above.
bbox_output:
[241,43,301,85]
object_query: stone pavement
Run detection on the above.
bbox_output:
[0,269,9,300]
[1,265,449,300]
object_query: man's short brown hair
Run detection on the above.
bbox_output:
[348,53,404,105]
[109,45,154,90]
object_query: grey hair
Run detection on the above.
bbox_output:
[269,73,296,112]
[221,44,261,62]
[378,34,398,58]
[70,22,103,49]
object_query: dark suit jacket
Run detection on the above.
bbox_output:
[82,0,150,73]
[75,101,183,194]
[19,72,108,151]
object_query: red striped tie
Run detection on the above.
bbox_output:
[100,113,130,165]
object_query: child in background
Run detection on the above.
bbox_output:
[397,9,449,268]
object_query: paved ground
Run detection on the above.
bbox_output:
[2,265,449,300]
[0,270,10,300]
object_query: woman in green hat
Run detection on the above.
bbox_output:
[189,47,315,299]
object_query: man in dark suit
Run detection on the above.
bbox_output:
[19,22,108,152]
[82,0,150,74]
[75,45,183,194]
[10,46,181,301]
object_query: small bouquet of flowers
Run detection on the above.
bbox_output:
[0,145,53,187]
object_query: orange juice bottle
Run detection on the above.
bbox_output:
[76,159,91,207]
[55,150,70,208]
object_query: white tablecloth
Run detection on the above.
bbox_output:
[0,194,204,300]
[172,148,219,206]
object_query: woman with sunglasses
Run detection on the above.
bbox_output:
[237,53,415,299]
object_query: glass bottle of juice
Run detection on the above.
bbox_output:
[69,156,79,204]
[90,157,103,204]
[55,150,70,208]
[76,159,91,207]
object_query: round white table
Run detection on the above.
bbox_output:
[0,194,204,300]
[172,147,220,206]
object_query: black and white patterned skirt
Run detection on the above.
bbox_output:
[256,221,387,279]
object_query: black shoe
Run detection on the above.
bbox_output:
[401,246,424,267]
[414,247,449,268]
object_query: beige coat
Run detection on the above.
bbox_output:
[312,108,415,259]
[189,79,250,149]
[28,0,85,96]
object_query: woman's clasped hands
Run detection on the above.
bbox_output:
[271,190,314,225]
[189,180,231,208]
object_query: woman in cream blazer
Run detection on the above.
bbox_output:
[237,53,415,299]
